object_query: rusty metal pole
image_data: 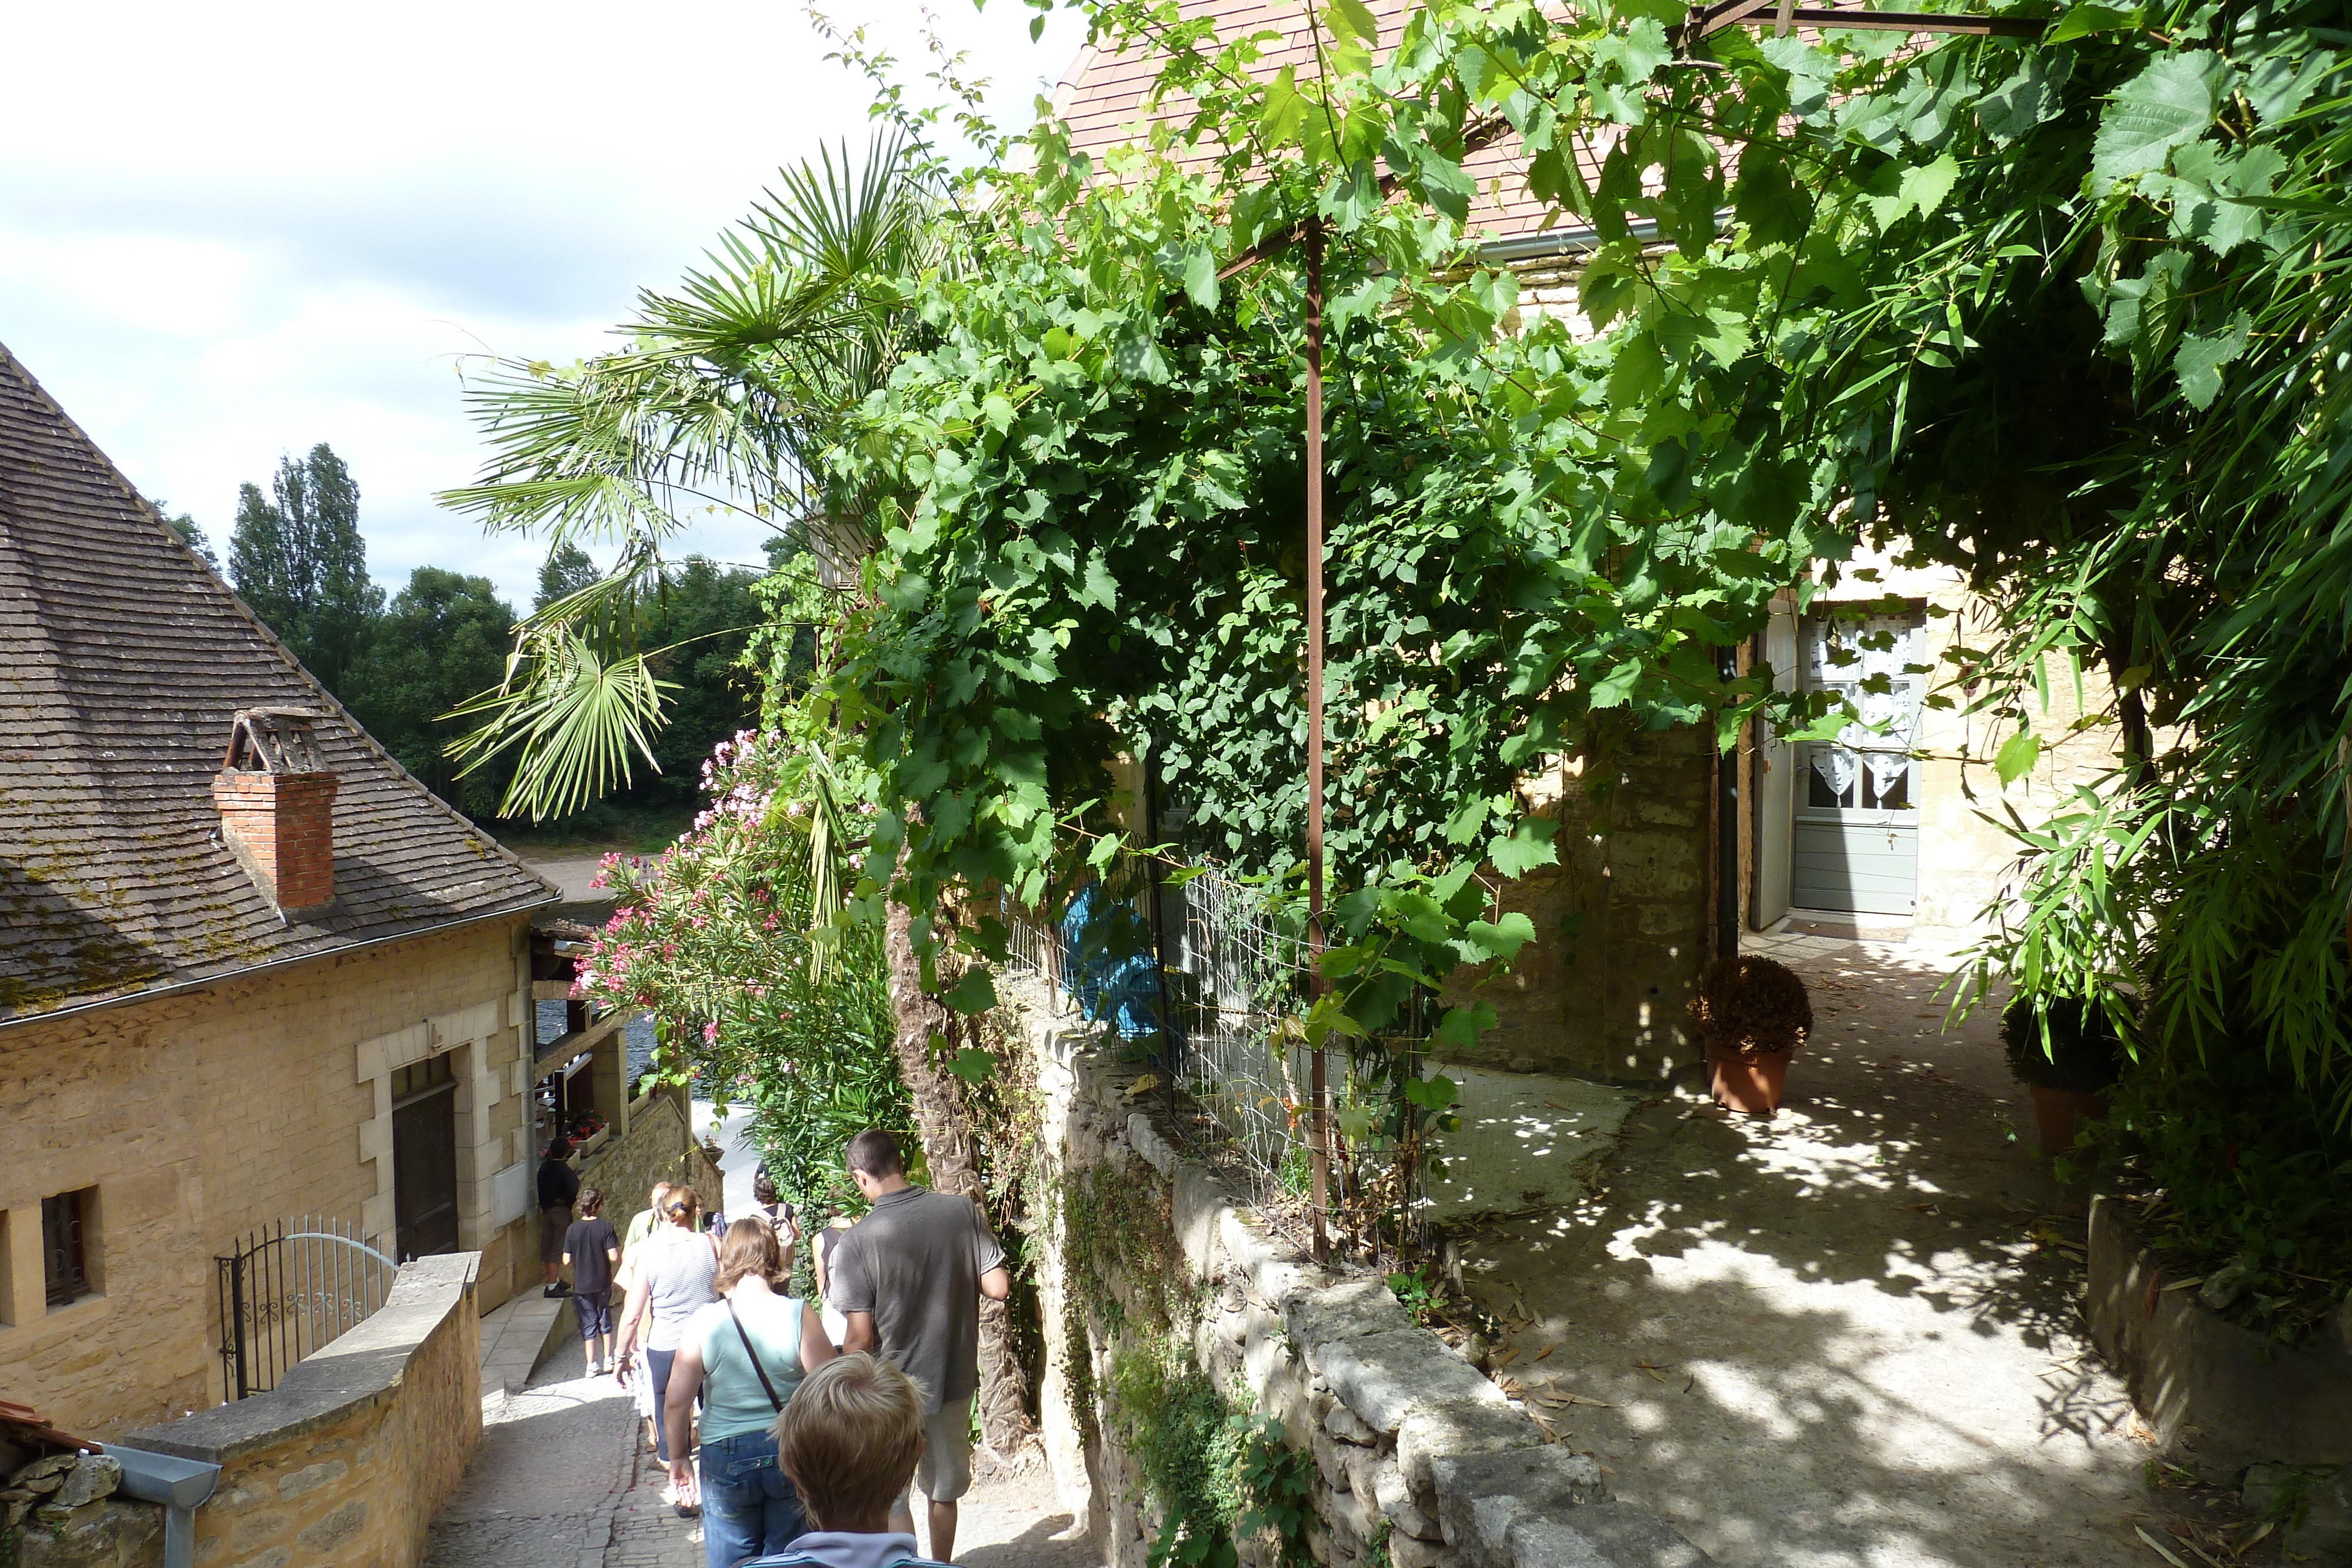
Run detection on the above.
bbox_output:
[1305,217,1331,1263]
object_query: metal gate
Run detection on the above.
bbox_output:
[215,1216,397,1400]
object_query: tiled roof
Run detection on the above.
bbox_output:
[0,342,557,1025]
[1048,0,1608,244]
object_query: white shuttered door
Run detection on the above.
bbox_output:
[1791,612,1924,917]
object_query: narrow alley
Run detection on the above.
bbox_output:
[426,1105,1106,1568]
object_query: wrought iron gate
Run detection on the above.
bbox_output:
[215,1216,397,1400]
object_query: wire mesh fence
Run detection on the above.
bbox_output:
[1004,863,1430,1265]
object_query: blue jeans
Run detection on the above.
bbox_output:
[699,1430,805,1568]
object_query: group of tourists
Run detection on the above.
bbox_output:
[542,1129,1008,1568]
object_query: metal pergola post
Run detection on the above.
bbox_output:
[1304,216,1332,1264]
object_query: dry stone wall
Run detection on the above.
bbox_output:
[564,1084,719,1245]
[5,1452,159,1568]
[123,1252,481,1568]
[1020,987,1709,1568]
[1437,726,1713,1087]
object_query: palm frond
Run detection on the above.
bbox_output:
[446,631,679,821]
[800,744,857,982]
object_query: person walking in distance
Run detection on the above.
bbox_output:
[750,1165,800,1274]
[663,1218,837,1566]
[810,1208,854,1350]
[538,1137,581,1298]
[825,1130,1011,1564]
[623,1181,676,1259]
[564,1188,622,1375]
[616,1186,721,1508]
[614,1181,676,1452]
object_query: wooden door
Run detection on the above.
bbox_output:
[392,1057,460,1261]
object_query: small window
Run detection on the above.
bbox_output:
[392,1054,454,1103]
[42,1189,95,1308]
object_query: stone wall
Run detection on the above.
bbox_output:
[1020,983,1709,1568]
[2086,1196,2352,1479]
[6,1452,158,1568]
[124,1252,482,1568]
[560,1082,720,1250]
[0,916,537,1439]
[14,1496,161,1568]
[1438,726,1713,1086]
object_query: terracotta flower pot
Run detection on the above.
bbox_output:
[2029,1085,2108,1158]
[1711,1049,1792,1116]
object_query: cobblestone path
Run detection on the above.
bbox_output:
[430,1332,1101,1567]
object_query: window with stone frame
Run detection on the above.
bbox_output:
[42,1188,96,1308]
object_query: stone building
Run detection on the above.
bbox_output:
[1742,549,2123,937]
[0,341,559,1439]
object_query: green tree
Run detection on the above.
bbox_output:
[444,0,2352,1323]
[535,541,601,611]
[347,568,517,812]
[440,130,934,820]
[636,557,762,805]
[152,500,217,568]
[228,444,382,693]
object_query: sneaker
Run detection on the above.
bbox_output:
[543,1282,571,1298]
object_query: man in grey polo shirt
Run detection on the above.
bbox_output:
[828,1128,1011,1564]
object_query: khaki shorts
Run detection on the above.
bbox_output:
[913,1401,973,1503]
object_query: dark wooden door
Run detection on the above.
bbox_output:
[393,1078,460,1260]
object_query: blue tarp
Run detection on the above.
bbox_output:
[1059,884,1182,1062]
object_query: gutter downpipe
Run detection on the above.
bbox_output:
[1471,216,1666,268]
[101,1445,222,1568]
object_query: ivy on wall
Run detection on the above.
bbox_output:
[1054,1152,1316,1567]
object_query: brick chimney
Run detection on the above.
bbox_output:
[213,708,339,915]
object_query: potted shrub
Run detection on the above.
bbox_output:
[2001,994,2122,1156]
[1689,956,1813,1116]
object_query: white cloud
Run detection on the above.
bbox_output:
[1,0,1089,610]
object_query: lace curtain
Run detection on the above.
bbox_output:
[1805,614,1923,804]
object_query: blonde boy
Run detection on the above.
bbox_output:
[744,1354,951,1568]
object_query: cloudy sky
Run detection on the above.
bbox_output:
[2,0,1090,611]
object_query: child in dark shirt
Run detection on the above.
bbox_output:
[563,1188,623,1375]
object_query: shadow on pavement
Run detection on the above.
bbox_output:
[1452,938,2164,1568]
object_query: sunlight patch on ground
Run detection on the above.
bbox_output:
[1594,1236,2132,1485]
[1423,1067,1637,1222]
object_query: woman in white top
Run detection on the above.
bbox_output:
[809,1210,856,1350]
[664,1218,834,1566]
[616,1185,719,1479]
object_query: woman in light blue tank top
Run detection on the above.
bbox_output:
[665,1218,838,1567]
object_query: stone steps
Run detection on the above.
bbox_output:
[478,1290,574,1402]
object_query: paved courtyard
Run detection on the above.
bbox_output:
[1449,925,2169,1568]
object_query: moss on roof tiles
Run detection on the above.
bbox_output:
[0,341,559,1024]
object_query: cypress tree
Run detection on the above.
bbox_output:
[534,541,600,611]
[228,443,382,693]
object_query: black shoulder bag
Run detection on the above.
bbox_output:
[726,1299,788,1412]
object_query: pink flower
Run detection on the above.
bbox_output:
[702,1021,720,1044]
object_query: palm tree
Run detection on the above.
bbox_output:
[439,132,1037,1451]
[439,131,927,818]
